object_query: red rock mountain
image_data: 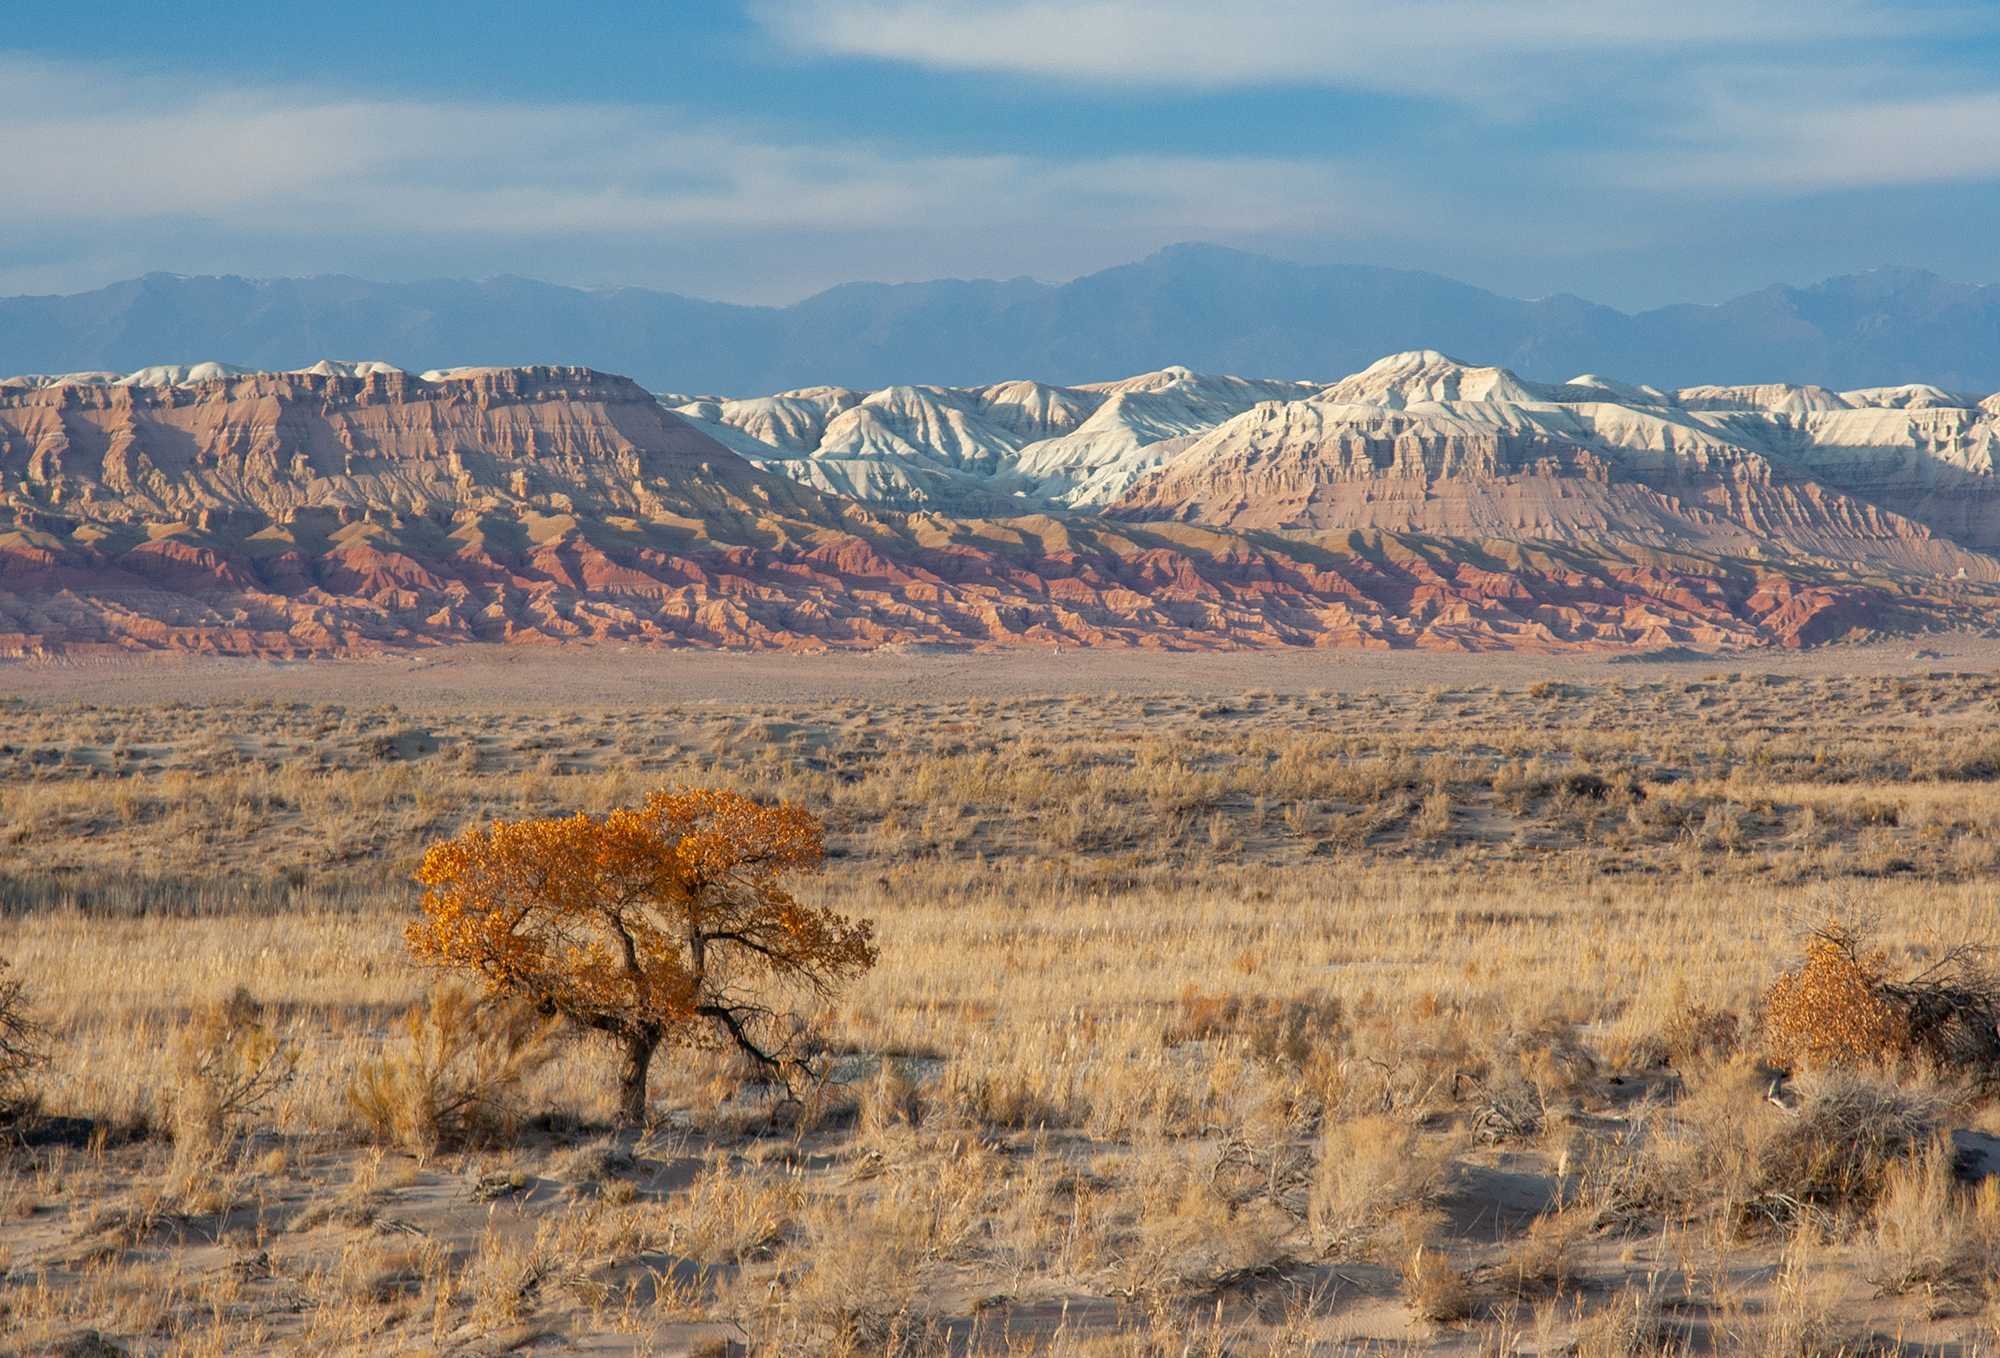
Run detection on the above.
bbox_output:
[0,363,1991,656]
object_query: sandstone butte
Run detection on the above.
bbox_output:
[0,365,1992,659]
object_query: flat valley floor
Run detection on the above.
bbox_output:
[4,629,1999,706]
[0,639,1997,1355]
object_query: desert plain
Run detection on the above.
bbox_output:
[0,639,1992,1357]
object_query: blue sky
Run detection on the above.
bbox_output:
[3,0,1999,309]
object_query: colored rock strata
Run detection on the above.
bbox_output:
[0,362,1992,656]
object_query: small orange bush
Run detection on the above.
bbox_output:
[1764,925,1910,1069]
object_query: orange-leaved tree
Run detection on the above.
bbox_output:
[409,787,876,1124]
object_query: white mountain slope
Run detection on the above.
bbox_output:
[657,365,1319,513]
[1114,352,2000,576]
[666,347,2000,574]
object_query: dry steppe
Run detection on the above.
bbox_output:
[0,649,1996,1355]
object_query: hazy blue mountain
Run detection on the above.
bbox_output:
[5,245,1998,395]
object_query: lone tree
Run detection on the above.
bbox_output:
[409,788,876,1124]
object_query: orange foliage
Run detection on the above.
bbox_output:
[408,787,874,1117]
[1764,924,1911,1069]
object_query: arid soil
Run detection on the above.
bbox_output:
[0,630,1997,708]
[0,658,1996,1353]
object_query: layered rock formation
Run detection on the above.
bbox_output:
[1108,353,2000,583]
[0,358,1994,657]
[668,349,2000,593]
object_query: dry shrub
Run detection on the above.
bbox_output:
[0,957,45,1120]
[1763,924,1909,1069]
[1392,1213,1472,1324]
[1502,1206,1588,1298]
[1627,1055,1932,1233]
[1631,1055,1786,1221]
[291,1151,394,1231]
[1335,1004,1482,1121]
[1573,1287,1677,1358]
[1161,989,1244,1046]
[315,1236,444,1307]
[347,985,558,1155]
[1308,1114,1455,1257]
[1882,951,2000,1078]
[1108,1141,1291,1298]
[1659,1004,1742,1067]
[1163,989,1341,1068]
[167,985,297,1145]
[858,1058,923,1138]
[1866,1134,1985,1295]
[669,1155,803,1264]
[1468,1019,1599,1142]
[1414,790,1454,841]
[1747,1232,1853,1358]
[1511,1019,1602,1111]
[1746,1067,1943,1226]
[881,1135,998,1262]
[549,1138,636,1188]
[755,1194,924,1356]
[933,1062,1072,1131]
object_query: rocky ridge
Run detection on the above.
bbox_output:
[672,349,2000,583]
[0,359,1994,657]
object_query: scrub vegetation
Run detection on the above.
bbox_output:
[0,668,1997,1354]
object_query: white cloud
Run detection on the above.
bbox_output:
[1621,84,2000,192]
[0,55,1368,245]
[753,0,1953,97]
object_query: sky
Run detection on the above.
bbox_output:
[3,0,1999,311]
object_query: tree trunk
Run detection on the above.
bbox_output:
[617,1031,660,1126]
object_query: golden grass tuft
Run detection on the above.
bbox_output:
[345,985,557,1156]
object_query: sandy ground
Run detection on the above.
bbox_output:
[1,633,1997,707]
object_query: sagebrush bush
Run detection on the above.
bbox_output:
[1309,1115,1455,1257]
[1660,1003,1742,1067]
[347,985,557,1155]
[1162,988,1341,1068]
[1398,1230,1472,1324]
[1867,1134,1983,1293]
[168,986,296,1145]
[1746,1068,1943,1225]
[1631,1054,1779,1219]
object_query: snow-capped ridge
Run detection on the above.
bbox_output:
[1676,384,1852,414]
[1840,385,1984,411]
[2,360,408,389]
[1552,374,1675,406]
[1317,350,1542,408]
[295,360,406,380]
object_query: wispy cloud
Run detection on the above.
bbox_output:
[0,54,1369,254]
[749,0,2000,203]
[753,0,1958,98]
[1618,80,2000,192]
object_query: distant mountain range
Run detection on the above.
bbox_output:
[6,245,2000,396]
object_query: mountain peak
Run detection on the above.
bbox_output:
[1320,350,1538,407]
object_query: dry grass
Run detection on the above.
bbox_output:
[0,672,1995,1353]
